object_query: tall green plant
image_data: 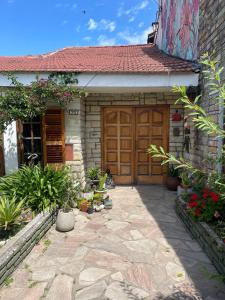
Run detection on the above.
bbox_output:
[0,165,73,213]
[0,196,24,230]
[149,54,225,180]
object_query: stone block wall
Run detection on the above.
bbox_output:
[64,98,86,185]
[190,0,225,171]
[85,92,184,171]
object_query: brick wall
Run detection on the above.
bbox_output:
[190,0,225,170]
[85,92,184,171]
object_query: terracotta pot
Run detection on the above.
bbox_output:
[80,202,88,212]
[166,176,180,191]
[56,209,75,232]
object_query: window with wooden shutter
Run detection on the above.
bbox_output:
[42,108,65,167]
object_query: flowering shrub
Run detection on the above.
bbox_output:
[0,73,87,132]
[187,188,224,222]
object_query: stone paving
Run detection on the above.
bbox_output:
[1,186,225,300]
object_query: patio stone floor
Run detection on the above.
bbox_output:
[1,186,225,299]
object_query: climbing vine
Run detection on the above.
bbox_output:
[0,72,87,132]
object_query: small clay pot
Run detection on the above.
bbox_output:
[166,176,180,191]
[80,202,88,212]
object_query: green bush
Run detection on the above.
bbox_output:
[0,165,74,213]
[0,196,24,230]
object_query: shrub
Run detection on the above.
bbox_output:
[0,196,24,230]
[187,188,224,222]
[87,167,101,181]
[0,165,74,213]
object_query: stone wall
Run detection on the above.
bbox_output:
[64,98,86,185]
[190,0,225,170]
[0,211,56,286]
[85,92,184,172]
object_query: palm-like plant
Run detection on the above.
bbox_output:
[0,196,24,230]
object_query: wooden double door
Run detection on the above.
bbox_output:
[102,106,169,185]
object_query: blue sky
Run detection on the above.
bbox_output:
[0,0,158,56]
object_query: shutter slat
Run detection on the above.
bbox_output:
[43,108,65,166]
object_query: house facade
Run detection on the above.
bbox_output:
[0,44,198,185]
[156,0,225,172]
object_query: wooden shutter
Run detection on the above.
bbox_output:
[43,108,65,167]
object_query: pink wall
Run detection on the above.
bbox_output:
[156,0,199,61]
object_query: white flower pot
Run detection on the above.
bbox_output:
[56,209,75,232]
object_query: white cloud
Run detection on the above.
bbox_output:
[98,35,116,46]
[83,36,92,42]
[87,18,116,32]
[100,19,116,32]
[138,22,144,28]
[117,1,149,19]
[128,16,135,23]
[118,25,152,45]
[88,18,97,30]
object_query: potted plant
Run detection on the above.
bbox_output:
[166,165,180,191]
[92,193,104,212]
[103,195,112,209]
[79,199,89,213]
[178,171,192,196]
[87,167,101,188]
[95,174,108,196]
[56,185,75,232]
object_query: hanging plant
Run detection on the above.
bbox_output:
[0,72,87,133]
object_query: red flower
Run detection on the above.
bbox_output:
[203,188,210,194]
[194,208,201,216]
[189,201,198,208]
[210,192,219,202]
[191,194,198,201]
[223,239,225,243]
[203,193,208,199]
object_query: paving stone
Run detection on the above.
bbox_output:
[1,186,225,300]
[166,262,186,282]
[23,282,47,300]
[123,239,157,254]
[124,263,153,291]
[59,261,85,277]
[72,246,89,260]
[32,268,56,282]
[85,249,131,271]
[105,281,149,300]
[46,274,74,300]
[111,272,124,281]
[75,280,107,300]
[129,229,144,240]
[79,267,110,286]
[105,220,129,231]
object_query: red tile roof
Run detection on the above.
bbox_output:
[0,44,195,73]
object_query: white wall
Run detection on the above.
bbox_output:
[3,122,18,174]
[0,72,199,91]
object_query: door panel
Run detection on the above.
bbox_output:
[103,107,134,185]
[102,106,168,185]
[135,107,168,184]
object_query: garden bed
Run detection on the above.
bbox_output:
[175,196,225,277]
[0,210,56,286]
